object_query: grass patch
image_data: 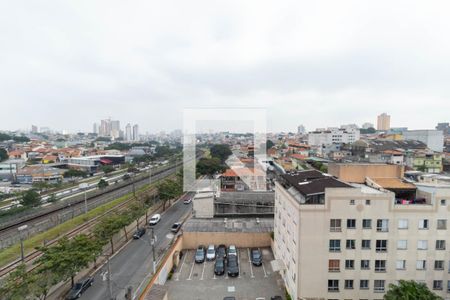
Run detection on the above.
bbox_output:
[0,180,161,267]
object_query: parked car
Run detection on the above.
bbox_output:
[195,245,206,263]
[214,257,225,276]
[250,248,262,266]
[217,244,227,259]
[227,245,237,257]
[227,255,239,277]
[171,222,182,233]
[206,244,216,260]
[149,214,161,225]
[183,197,192,204]
[132,227,146,239]
[66,277,93,299]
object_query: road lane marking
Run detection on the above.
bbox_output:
[187,255,195,280]
[248,248,254,278]
[176,250,188,281]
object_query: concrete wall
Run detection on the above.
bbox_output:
[182,231,272,249]
[328,163,404,183]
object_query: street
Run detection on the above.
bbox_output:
[79,195,192,300]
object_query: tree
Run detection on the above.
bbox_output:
[35,235,101,287]
[127,202,144,230]
[94,214,123,254]
[210,144,232,163]
[0,264,32,300]
[20,189,41,207]
[101,165,115,174]
[63,169,88,178]
[266,140,275,150]
[196,157,226,176]
[30,268,59,300]
[32,181,50,193]
[157,178,182,210]
[0,148,7,162]
[360,127,376,134]
[98,179,109,189]
[384,280,443,300]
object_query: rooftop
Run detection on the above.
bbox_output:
[183,217,273,233]
[281,170,352,196]
[370,177,417,190]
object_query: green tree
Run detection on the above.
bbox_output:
[196,157,226,176]
[157,178,182,210]
[266,140,275,150]
[32,181,50,193]
[0,148,7,162]
[94,214,123,254]
[30,268,59,300]
[0,264,32,300]
[35,235,101,287]
[384,280,442,300]
[210,144,232,163]
[127,202,144,230]
[20,189,41,207]
[63,169,88,178]
[101,165,115,174]
[98,179,109,189]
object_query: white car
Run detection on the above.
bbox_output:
[227,245,237,256]
[149,214,161,225]
[206,245,216,260]
[183,197,192,204]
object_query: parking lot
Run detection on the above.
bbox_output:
[165,247,285,300]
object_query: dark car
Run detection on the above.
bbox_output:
[171,222,182,233]
[133,227,146,239]
[195,245,206,263]
[66,277,93,299]
[250,248,262,266]
[271,296,282,300]
[217,244,227,259]
[214,257,225,276]
[227,255,239,277]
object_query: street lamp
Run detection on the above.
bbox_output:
[136,229,157,274]
[18,225,28,263]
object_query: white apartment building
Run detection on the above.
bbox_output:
[274,170,450,300]
[403,130,444,152]
[308,128,360,146]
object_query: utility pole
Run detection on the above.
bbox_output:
[18,225,28,263]
[84,190,88,214]
[106,255,113,300]
[151,228,156,274]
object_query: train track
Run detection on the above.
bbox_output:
[0,164,176,236]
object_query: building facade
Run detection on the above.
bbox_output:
[404,130,444,152]
[377,113,391,131]
[274,170,450,300]
[308,128,360,146]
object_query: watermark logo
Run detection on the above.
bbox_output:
[183,108,267,192]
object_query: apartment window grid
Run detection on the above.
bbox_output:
[374,280,385,292]
[436,240,446,250]
[375,260,386,272]
[328,259,340,272]
[346,239,356,250]
[344,280,354,290]
[447,280,450,292]
[329,240,341,252]
[441,199,446,206]
[419,219,429,230]
[397,240,407,250]
[361,240,371,250]
[376,219,389,232]
[433,280,443,290]
[376,240,387,252]
[396,260,406,270]
[345,260,354,270]
[360,280,369,290]
[417,260,426,270]
[349,199,355,205]
[398,219,408,229]
[417,240,428,250]
[437,219,447,230]
[435,260,444,270]
[328,279,339,292]
[362,219,372,229]
[361,260,370,270]
[330,219,342,232]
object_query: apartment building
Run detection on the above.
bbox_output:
[308,128,360,146]
[273,170,450,300]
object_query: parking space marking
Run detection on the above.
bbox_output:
[237,249,241,278]
[187,255,196,281]
[175,250,188,281]
[260,248,268,278]
[200,261,206,280]
[247,248,254,278]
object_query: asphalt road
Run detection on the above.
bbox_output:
[79,194,193,300]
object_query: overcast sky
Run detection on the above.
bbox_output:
[1,1,449,133]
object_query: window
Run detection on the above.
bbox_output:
[328,259,340,272]
[376,219,389,232]
[441,199,446,206]
[433,280,443,290]
[344,280,354,289]
[397,240,407,250]
[447,280,450,292]
[375,260,386,272]
[345,260,354,270]
[329,240,341,252]
[361,260,370,270]
[362,219,372,229]
[349,199,355,205]
[346,239,355,249]
[416,260,426,270]
[360,280,369,290]
[418,219,429,229]
[396,260,406,270]
[376,240,387,252]
[437,219,447,230]
[436,240,446,250]
[347,219,356,229]
[374,280,385,292]
[330,219,341,232]
[361,240,371,250]
[435,260,444,270]
[417,240,428,250]
[328,280,339,292]
[398,219,408,229]
[366,199,371,205]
